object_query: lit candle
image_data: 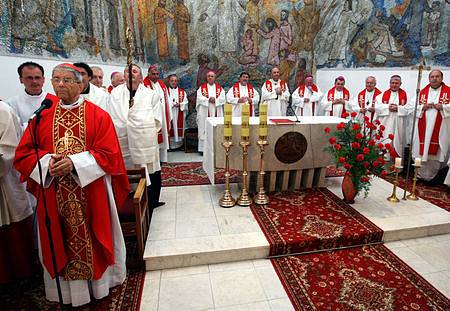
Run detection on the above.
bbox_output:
[414,157,421,167]
[259,102,268,139]
[395,157,402,168]
[223,103,232,140]
[241,103,250,140]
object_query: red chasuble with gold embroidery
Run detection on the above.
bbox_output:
[14,99,129,280]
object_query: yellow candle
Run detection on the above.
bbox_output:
[241,103,250,139]
[395,157,402,168]
[259,102,268,138]
[224,103,232,140]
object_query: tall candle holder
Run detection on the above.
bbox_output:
[406,164,420,201]
[219,139,236,208]
[237,139,252,206]
[254,139,269,205]
[387,166,402,203]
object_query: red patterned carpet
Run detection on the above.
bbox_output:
[250,188,383,257]
[161,162,239,187]
[1,240,145,311]
[272,244,450,310]
[162,162,344,187]
[383,175,450,212]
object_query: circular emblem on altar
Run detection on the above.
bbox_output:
[274,131,307,164]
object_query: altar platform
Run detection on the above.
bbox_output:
[142,154,450,309]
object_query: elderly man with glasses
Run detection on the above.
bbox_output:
[14,63,130,307]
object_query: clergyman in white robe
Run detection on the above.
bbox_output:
[167,86,188,149]
[261,79,290,116]
[6,88,48,130]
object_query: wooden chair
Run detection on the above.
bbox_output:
[118,168,150,264]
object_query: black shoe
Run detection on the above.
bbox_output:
[154,202,165,208]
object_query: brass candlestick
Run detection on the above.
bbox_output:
[237,140,252,206]
[254,139,269,205]
[219,140,236,208]
[387,166,402,203]
[406,165,420,201]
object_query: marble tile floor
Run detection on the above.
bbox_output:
[166,151,203,163]
[140,234,450,310]
[144,177,450,270]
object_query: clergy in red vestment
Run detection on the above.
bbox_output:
[374,75,412,160]
[167,74,188,149]
[226,72,260,117]
[196,71,226,153]
[0,101,34,284]
[292,74,323,116]
[143,65,172,162]
[322,76,351,118]
[14,63,130,307]
[351,76,382,122]
[412,70,449,184]
[260,67,290,116]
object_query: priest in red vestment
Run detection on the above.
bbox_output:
[167,74,188,150]
[14,63,130,307]
[226,72,260,117]
[351,76,381,122]
[412,69,449,184]
[322,76,351,118]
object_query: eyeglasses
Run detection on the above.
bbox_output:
[51,77,79,84]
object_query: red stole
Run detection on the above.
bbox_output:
[200,83,223,117]
[14,99,129,280]
[170,88,186,137]
[265,80,286,93]
[358,88,381,121]
[298,84,319,116]
[232,82,255,116]
[327,87,350,117]
[381,88,408,106]
[107,85,113,93]
[418,83,449,155]
[144,77,171,144]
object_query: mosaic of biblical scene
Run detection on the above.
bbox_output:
[0,0,448,95]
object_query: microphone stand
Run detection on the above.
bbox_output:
[28,114,65,310]
[287,103,301,123]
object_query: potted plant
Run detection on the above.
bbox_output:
[324,112,393,203]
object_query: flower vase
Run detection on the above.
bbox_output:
[342,173,357,204]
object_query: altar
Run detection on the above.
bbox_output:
[203,116,346,192]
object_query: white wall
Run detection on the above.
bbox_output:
[316,68,450,102]
[0,55,125,100]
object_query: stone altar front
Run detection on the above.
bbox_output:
[203,116,345,192]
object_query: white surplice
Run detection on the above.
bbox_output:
[374,91,413,159]
[322,89,350,117]
[412,86,450,180]
[149,81,172,162]
[31,99,126,307]
[350,89,377,122]
[291,86,323,116]
[225,83,260,117]
[196,83,226,152]
[167,87,188,148]
[260,79,290,116]
[82,83,109,111]
[6,89,48,129]
[0,101,33,226]
[108,84,162,182]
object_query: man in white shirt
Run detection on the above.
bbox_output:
[351,76,382,122]
[73,62,109,110]
[374,75,412,159]
[167,74,188,150]
[261,67,290,116]
[226,72,260,117]
[292,74,323,116]
[412,69,449,183]
[322,76,351,118]
[108,64,165,209]
[196,71,226,153]
[6,62,49,129]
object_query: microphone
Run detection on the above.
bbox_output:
[288,103,300,123]
[29,99,53,121]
